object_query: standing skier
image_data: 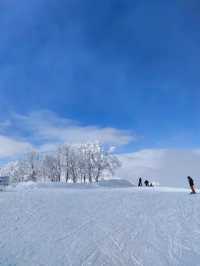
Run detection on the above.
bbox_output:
[138,177,142,187]
[187,176,196,194]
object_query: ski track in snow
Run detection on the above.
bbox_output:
[0,187,200,266]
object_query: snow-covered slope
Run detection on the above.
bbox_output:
[0,185,199,266]
[98,178,134,187]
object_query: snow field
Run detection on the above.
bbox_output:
[0,186,200,266]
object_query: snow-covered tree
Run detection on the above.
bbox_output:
[0,143,121,184]
[17,151,42,182]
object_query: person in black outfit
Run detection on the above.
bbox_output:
[144,180,149,187]
[187,176,196,194]
[138,177,142,187]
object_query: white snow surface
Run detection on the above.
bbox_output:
[0,183,200,266]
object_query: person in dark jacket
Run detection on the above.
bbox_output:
[144,180,149,187]
[138,177,142,187]
[187,176,196,194]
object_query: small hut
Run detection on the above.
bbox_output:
[0,176,10,186]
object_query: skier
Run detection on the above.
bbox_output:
[144,180,149,187]
[138,177,142,187]
[187,176,196,194]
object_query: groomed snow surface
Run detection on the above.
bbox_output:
[0,181,200,266]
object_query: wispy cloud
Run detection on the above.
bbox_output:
[0,110,136,158]
[0,120,12,131]
[0,135,33,158]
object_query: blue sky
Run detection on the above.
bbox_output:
[0,0,200,161]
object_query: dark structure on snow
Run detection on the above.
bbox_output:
[0,176,10,186]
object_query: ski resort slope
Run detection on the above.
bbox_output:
[0,185,200,266]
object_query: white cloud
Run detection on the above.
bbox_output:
[12,110,136,148]
[0,110,136,159]
[0,135,33,158]
[117,149,200,187]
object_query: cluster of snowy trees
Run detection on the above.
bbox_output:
[2,143,121,184]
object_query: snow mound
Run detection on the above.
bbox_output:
[37,182,98,189]
[9,181,38,191]
[98,178,134,188]
[6,179,134,191]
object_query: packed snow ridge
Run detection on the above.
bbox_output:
[0,182,199,266]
